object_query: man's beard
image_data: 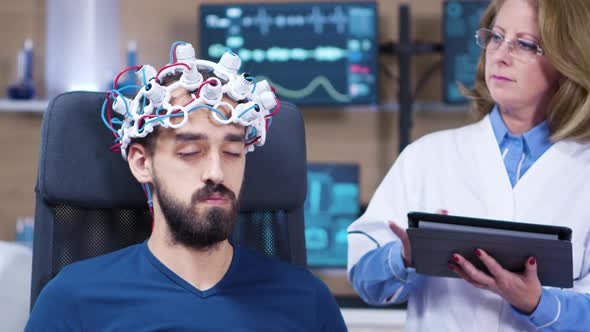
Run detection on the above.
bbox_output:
[153,177,238,250]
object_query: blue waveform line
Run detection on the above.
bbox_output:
[257,75,351,103]
[205,5,348,36]
[209,44,348,62]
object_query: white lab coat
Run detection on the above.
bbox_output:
[347,115,590,331]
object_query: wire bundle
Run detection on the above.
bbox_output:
[101,41,280,161]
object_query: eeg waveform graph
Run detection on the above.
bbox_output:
[200,2,379,106]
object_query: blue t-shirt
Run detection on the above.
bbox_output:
[26,242,347,331]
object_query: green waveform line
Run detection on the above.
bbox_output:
[257,75,351,103]
[209,43,347,62]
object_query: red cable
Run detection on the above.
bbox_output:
[183,98,196,107]
[246,136,261,146]
[113,66,142,90]
[266,97,281,118]
[136,114,157,133]
[109,143,123,151]
[265,86,280,118]
[195,79,217,98]
[156,63,191,83]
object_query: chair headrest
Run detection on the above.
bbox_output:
[36,91,307,211]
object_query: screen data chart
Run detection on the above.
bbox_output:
[304,163,359,268]
[199,2,378,106]
[443,0,489,104]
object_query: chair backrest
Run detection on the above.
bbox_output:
[31,91,308,308]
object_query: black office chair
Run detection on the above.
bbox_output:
[31,91,308,308]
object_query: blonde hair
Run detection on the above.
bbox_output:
[462,0,590,143]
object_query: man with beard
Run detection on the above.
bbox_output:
[26,45,347,331]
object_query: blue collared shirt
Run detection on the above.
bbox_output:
[489,106,553,187]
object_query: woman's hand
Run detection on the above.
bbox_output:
[449,249,542,315]
[389,209,448,268]
[388,221,413,267]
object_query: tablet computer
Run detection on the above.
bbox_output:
[406,212,573,288]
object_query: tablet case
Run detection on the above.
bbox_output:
[407,212,573,288]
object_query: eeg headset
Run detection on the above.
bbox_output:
[101,41,280,161]
[101,41,280,215]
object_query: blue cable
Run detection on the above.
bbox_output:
[245,76,257,93]
[148,113,184,124]
[110,85,142,117]
[187,105,229,121]
[136,107,167,134]
[137,105,231,133]
[247,127,258,141]
[144,183,153,208]
[140,67,148,115]
[141,67,147,85]
[113,85,142,93]
[224,48,242,71]
[100,99,119,135]
[225,47,236,56]
[238,104,257,118]
[155,107,168,125]
[139,112,184,133]
[108,90,131,118]
[170,41,187,63]
[141,96,146,116]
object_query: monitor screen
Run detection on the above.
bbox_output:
[199,2,379,106]
[442,0,489,104]
[304,163,359,268]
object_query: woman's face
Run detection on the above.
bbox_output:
[485,0,561,112]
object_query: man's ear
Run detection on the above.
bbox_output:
[127,144,154,184]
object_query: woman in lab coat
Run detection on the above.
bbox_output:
[347,0,590,331]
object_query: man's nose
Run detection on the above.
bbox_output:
[201,153,224,185]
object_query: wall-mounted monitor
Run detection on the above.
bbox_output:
[199,2,379,106]
[304,163,359,268]
[443,0,489,104]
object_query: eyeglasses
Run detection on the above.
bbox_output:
[475,28,544,61]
